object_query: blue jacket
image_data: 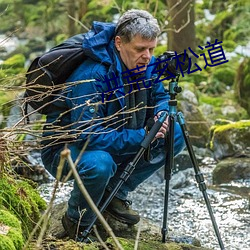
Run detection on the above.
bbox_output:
[44,21,170,156]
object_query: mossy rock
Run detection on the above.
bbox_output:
[199,92,249,122]
[106,237,210,250]
[209,120,250,160]
[0,209,24,250]
[0,174,47,239]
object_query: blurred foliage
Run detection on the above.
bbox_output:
[196,0,250,51]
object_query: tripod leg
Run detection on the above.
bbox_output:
[177,112,225,250]
[81,112,168,241]
[162,114,175,243]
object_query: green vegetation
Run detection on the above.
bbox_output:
[0,174,47,239]
[0,209,24,250]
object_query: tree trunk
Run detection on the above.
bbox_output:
[167,0,196,53]
[67,0,76,36]
[78,0,88,20]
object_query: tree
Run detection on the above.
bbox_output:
[167,0,196,53]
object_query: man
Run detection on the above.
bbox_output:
[41,9,185,241]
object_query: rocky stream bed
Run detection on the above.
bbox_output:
[38,154,250,250]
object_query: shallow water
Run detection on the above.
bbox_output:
[38,157,250,250]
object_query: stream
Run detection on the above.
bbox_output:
[38,155,250,250]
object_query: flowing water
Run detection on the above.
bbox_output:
[38,156,250,250]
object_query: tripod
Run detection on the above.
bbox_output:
[82,76,225,249]
[162,76,225,249]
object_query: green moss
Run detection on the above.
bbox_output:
[7,228,24,249]
[1,54,25,69]
[212,67,235,86]
[0,209,21,229]
[199,95,224,107]
[0,175,47,239]
[0,209,24,249]
[0,235,16,250]
[209,120,250,150]
[213,120,250,133]
[105,237,207,250]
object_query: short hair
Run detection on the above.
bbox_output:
[115,9,160,43]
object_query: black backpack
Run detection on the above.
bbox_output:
[24,34,87,115]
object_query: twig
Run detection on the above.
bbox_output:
[134,220,142,250]
[93,225,110,250]
[61,148,124,250]
[68,14,90,31]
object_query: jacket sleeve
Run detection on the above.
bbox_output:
[65,61,146,156]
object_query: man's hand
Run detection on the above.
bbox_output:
[154,111,169,139]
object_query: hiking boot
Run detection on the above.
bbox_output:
[105,196,140,225]
[61,213,97,243]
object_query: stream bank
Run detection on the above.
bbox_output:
[38,153,250,250]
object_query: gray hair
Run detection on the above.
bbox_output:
[115,9,160,43]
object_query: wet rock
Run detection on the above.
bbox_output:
[213,157,250,184]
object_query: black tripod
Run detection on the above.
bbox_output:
[161,76,225,249]
[82,77,225,249]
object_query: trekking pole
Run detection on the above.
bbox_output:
[81,111,168,240]
[161,77,225,250]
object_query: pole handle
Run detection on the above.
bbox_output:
[141,111,168,148]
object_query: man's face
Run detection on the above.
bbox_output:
[115,35,157,73]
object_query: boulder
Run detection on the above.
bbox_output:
[209,120,250,160]
[213,157,250,184]
[179,100,211,148]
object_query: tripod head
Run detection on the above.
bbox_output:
[168,75,182,100]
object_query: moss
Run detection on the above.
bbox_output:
[0,209,24,249]
[199,95,224,107]
[0,209,21,229]
[106,237,209,250]
[212,67,235,86]
[209,120,250,151]
[7,228,24,249]
[0,235,16,250]
[1,54,25,69]
[0,174,47,239]
[213,120,250,133]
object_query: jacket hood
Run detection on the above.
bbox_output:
[82,21,116,65]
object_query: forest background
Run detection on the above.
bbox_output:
[0,0,250,125]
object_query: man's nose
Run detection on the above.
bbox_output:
[142,49,151,60]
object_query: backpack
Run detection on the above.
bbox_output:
[24,34,87,115]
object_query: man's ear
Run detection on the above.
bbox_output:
[115,36,122,51]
